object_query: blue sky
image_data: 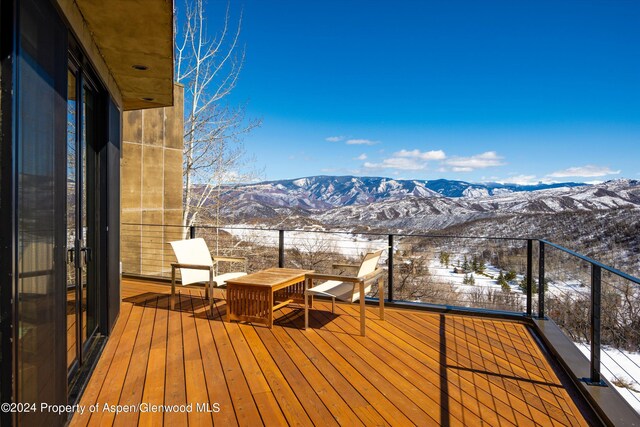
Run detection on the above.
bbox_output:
[206,0,640,184]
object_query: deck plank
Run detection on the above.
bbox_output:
[239,325,315,426]
[268,325,364,426]
[85,301,144,426]
[69,303,133,427]
[253,324,343,426]
[278,320,388,426]
[209,300,264,426]
[182,289,214,427]
[313,306,440,425]
[138,294,169,427]
[113,295,157,427]
[193,297,240,426]
[69,279,592,427]
[163,292,188,426]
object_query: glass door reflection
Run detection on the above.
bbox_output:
[66,69,77,370]
[67,66,98,374]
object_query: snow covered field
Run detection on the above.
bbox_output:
[221,225,387,259]
[576,345,640,413]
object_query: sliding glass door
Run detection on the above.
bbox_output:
[66,63,98,373]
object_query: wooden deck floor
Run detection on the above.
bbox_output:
[70,278,589,426]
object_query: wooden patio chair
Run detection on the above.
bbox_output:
[305,249,385,336]
[169,238,247,310]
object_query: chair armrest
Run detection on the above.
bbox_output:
[332,262,359,270]
[308,267,385,285]
[212,256,247,263]
[332,263,359,275]
[307,273,363,283]
[171,263,213,271]
[359,267,385,283]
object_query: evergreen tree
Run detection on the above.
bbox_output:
[439,251,451,268]
[497,270,509,291]
[478,259,486,274]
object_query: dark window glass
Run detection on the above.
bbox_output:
[67,69,77,369]
[16,0,67,424]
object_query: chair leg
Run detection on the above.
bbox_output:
[332,297,335,314]
[171,266,176,310]
[304,292,309,330]
[360,282,366,336]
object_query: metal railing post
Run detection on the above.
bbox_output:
[189,226,196,239]
[278,230,285,268]
[590,264,602,384]
[388,234,394,302]
[526,239,533,316]
[538,241,545,319]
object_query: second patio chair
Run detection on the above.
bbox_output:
[169,238,247,310]
[305,249,385,336]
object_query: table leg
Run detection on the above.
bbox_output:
[305,277,313,309]
[226,285,231,323]
[268,290,274,329]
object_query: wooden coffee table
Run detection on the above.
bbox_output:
[225,268,314,328]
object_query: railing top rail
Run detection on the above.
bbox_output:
[120,222,640,285]
[121,222,533,241]
[540,239,640,285]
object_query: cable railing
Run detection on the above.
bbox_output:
[121,222,640,404]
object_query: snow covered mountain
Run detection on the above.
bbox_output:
[212,177,640,230]
[221,176,442,211]
[314,179,640,231]
[218,175,586,211]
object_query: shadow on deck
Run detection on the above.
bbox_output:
[70,278,592,426]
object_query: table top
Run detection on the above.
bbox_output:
[225,268,315,288]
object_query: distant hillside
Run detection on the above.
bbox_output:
[314,179,640,232]
[197,176,640,275]
[437,208,640,278]
[208,175,587,216]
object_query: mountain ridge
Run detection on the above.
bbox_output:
[207,176,639,231]
[218,175,588,212]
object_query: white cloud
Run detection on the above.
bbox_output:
[548,165,621,178]
[354,153,368,160]
[493,174,546,185]
[442,151,505,171]
[325,136,345,142]
[361,148,445,171]
[505,175,539,185]
[346,138,379,145]
[395,149,447,160]
[364,157,426,171]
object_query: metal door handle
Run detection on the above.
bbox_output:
[67,248,75,264]
[80,247,92,265]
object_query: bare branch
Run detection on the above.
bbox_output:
[176,0,262,231]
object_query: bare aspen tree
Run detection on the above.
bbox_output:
[175,0,261,234]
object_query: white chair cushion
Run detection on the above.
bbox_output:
[307,280,373,303]
[170,238,213,286]
[212,272,247,287]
